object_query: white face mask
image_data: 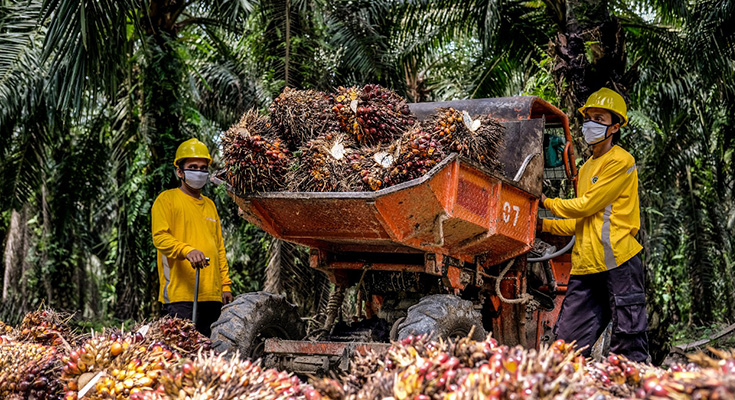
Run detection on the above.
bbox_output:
[582,120,613,145]
[183,170,209,189]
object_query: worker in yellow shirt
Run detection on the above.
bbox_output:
[152,138,233,337]
[540,88,649,362]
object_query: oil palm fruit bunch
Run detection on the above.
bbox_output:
[0,338,64,400]
[632,348,735,399]
[19,309,73,346]
[332,85,415,145]
[146,352,322,400]
[583,353,657,398]
[423,107,505,172]
[384,335,478,400]
[289,133,357,192]
[315,335,604,400]
[346,144,397,191]
[340,348,385,396]
[60,330,174,400]
[0,320,16,337]
[270,87,338,150]
[385,125,445,187]
[145,316,211,357]
[449,340,599,400]
[222,110,291,193]
[84,341,175,400]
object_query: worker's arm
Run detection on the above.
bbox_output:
[151,196,195,259]
[541,218,577,236]
[544,157,634,219]
[215,208,232,302]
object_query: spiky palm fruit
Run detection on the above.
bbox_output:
[0,338,64,400]
[288,133,358,192]
[346,144,397,191]
[449,340,599,400]
[222,110,291,193]
[581,352,661,398]
[0,320,16,338]
[18,309,73,346]
[332,85,415,145]
[423,107,505,172]
[385,125,445,187]
[144,317,211,357]
[315,335,603,400]
[270,87,338,150]
[632,349,735,399]
[341,348,386,396]
[93,342,174,400]
[147,352,322,400]
[60,331,176,400]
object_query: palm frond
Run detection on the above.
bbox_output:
[40,0,134,111]
[0,0,47,129]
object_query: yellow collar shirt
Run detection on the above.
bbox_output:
[542,145,642,275]
[152,188,231,303]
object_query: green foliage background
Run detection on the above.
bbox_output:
[0,0,733,358]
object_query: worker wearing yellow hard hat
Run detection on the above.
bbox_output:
[173,137,213,167]
[152,138,233,336]
[578,87,628,146]
[540,88,648,362]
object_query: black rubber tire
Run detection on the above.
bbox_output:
[396,294,486,341]
[210,292,304,360]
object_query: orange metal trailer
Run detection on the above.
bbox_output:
[211,96,578,373]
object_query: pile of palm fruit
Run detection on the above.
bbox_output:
[221,85,506,194]
[332,84,415,145]
[314,335,735,400]
[18,309,76,347]
[134,353,322,400]
[221,110,291,193]
[3,308,735,399]
[0,309,211,400]
[0,339,64,399]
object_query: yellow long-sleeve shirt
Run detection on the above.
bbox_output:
[152,188,231,303]
[542,145,642,275]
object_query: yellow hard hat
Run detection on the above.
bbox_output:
[578,88,628,127]
[174,138,212,167]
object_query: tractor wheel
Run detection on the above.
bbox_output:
[396,294,486,341]
[210,292,304,360]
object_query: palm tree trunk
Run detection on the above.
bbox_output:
[1,207,30,323]
[41,179,53,305]
[113,0,191,320]
[265,238,283,293]
[3,209,23,302]
[285,0,291,87]
[552,0,628,158]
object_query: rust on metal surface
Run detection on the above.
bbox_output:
[488,261,528,347]
[408,97,565,124]
[228,96,573,268]
[264,339,391,357]
[325,261,427,273]
[230,154,538,267]
[533,256,573,348]
[442,264,465,290]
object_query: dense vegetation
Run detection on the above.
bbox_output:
[0,0,733,358]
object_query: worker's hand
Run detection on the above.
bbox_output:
[222,291,233,305]
[540,193,548,206]
[186,249,209,268]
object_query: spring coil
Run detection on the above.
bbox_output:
[322,285,346,334]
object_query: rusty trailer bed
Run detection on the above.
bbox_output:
[231,153,539,266]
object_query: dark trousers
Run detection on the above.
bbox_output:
[555,253,649,362]
[163,301,223,337]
